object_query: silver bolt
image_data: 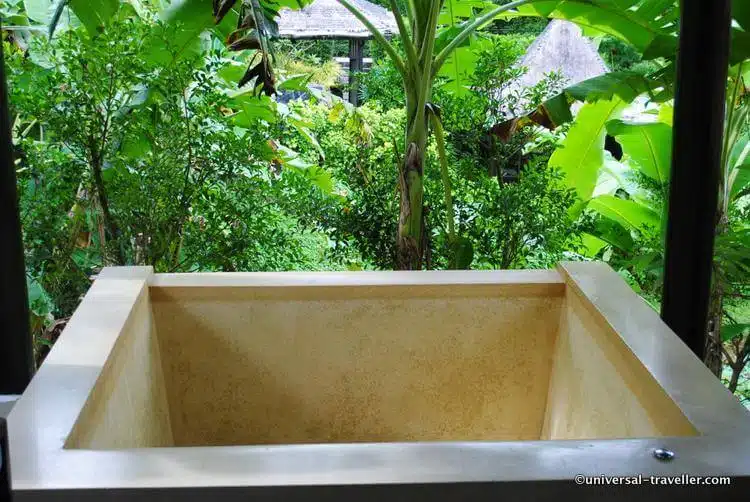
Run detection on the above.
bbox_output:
[653,448,675,461]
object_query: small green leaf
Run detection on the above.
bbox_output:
[279,74,312,92]
[121,135,151,159]
[581,232,607,258]
[217,61,247,85]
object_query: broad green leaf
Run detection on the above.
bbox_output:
[229,93,277,126]
[581,232,607,257]
[501,0,678,53]
[735,0,750,31]
[606,119,672,185]
[25,0,80,31]
[628,250,661,275]
[435,6,495,96]
[550,98,626,215]
[730,160,750,200]
[24,0,59,23]
[26,275,55,318]
[217,61,247,85]
[592,217,635,252]
[657,104,673,125]
[641,34,677,60]
[276,145,333,193]
[304,165,334,193]
[564,70,674,103]
[121,135,151,159]
[146,0,213,65]
[515,67,674,133]
[438,43,480,96]
[731,28,750,65]
[68,0,119,34]
[722,323,750,343]
[439,0,495,24]
[288,115,324,158]
[279,74,313,92]
[589,194,661,232]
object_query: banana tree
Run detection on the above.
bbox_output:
[336,0,535,269]
[705,62,750,377]
[556,94,750,384]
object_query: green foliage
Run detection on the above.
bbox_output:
[358,51,406,109]
[275,51,343,88]
[283,101,404,269]
[466,161,580,269]
[597,35,659,75]
[5,8,349,355]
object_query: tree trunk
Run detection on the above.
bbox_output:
[728,362,742,393]
[89,144,125,265]
[396,87,429,270]
[397,142,425,269]
[704,214,729,378]
[705,280,724,378]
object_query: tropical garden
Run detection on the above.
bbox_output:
[1,0,749,405]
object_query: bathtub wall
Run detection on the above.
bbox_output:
[150,276,565,446]
[65,281,173,449]
[541,283,698,440]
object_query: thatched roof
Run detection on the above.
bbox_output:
[277,0,398,39]
[500,20,609,115]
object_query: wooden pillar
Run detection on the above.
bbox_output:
[661,0,732,359]
[348,38,364,106]
[0,26,34,394]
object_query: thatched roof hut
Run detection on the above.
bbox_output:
[501,20,609,115]
[277,0,397,104]
[515,20,608,90]
[278,0,397,39]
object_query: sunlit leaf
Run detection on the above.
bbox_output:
[606,119,672,186]
[549,98,626,215]
[589,194,661,232]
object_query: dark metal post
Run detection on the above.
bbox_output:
[661,0,732,359]
[0,32,34,394]
[348,38,364,106]
[0,418,11,502]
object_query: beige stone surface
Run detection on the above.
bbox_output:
[541,287,697,440]
[151,284,562,445]
[65,286,173,449]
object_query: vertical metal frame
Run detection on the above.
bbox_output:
[0,24,34,395]
[661,0,732,358]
